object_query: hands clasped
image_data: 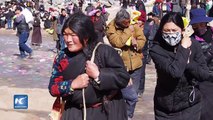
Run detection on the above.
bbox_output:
[71,61,100,89]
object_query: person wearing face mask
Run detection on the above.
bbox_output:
[190,8,213,120]
[190,8,213,71]
[150,12,211,120]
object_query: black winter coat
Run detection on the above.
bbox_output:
[49,44,130,120]
[191,27,213,120]
[191,27,213,72]
[6,10,14,20]
[150,39,210,114]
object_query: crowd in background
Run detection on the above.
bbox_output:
[0,0,109,51]
[1,0,213,31]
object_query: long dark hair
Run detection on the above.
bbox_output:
[153,12,184,42]
[62,12,98,58]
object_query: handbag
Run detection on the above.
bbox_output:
[49,97,65,120]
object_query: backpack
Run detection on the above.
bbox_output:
[21,8,34,23]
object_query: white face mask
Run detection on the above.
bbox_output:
[162,32,182,46]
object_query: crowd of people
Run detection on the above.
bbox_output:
[0,0,109,55]
[0,0,213,120]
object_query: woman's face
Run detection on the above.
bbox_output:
[96,11,101,17]
[191,22,207,36]
[118,19,130,28]
[161,22,182,46]
[63,28,84,52]
[192,22,207,30]
[162,22,182,34]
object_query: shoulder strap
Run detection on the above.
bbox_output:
[90,42,103,63]
[82,42,103,120]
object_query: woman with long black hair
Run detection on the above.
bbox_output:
[48,12,130,120]
[150,12,211,120]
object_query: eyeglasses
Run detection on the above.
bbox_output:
[192,22,207,29]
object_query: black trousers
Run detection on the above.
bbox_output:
[155,102,201,120]
[199,81,213,120]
